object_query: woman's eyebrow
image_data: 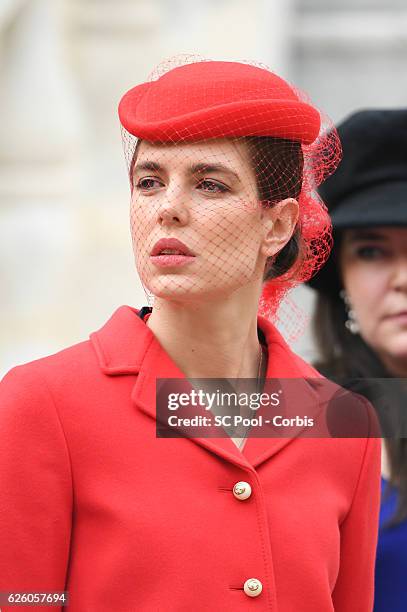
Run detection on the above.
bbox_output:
[133,160,240,180]
[134,161,164,173]
[347,230,388,242]
[190,163,239,180]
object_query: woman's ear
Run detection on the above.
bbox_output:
[260,198,299,258]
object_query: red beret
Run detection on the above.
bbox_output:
[118,61,320,144]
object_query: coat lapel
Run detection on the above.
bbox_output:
[131,334,257,471]
[90,305,325,470]
[240,334,324,469]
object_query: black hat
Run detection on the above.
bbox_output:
[308,108,407,294]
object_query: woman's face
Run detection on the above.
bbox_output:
[130,138,293,303]
[339,227,407,369]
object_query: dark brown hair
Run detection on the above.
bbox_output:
[243,136,304,281]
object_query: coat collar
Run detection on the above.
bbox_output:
[90,305,324,471]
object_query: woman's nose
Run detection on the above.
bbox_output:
[390,258,407,292]
[157,184,189,227]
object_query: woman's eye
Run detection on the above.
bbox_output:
[355,245,388,260]
[197,179,229,194]
[136,177,163,191]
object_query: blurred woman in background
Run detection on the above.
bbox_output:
[308,108,407,612]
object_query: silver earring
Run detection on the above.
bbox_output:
[339,289,360,334]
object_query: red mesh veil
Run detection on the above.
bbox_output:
[118,55,341,342]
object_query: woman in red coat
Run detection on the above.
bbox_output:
[0,58,380,611]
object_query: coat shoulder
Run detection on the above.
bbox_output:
[288,348,324,378]
[1,337,97,388]
[0,304,141,386]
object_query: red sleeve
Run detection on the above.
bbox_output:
[0,365,72,612]
[332,398,381,612]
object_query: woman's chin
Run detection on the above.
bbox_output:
[375,340,407,374]
[143,278,242,303]
[143,280,204,301]
[388,346,407,364]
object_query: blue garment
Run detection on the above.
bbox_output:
[374,477,407,611]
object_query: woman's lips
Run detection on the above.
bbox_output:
[150,237,196,267]
[150,254,196,268]
[151,237,195,257]
[384,312,407,325]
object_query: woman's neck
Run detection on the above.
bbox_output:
[145,297,263,380]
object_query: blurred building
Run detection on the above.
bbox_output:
[1,0,406,373]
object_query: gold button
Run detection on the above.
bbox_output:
[244,578,263,597]
[233,481,252,500]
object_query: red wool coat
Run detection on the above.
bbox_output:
[0,305,381,611]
